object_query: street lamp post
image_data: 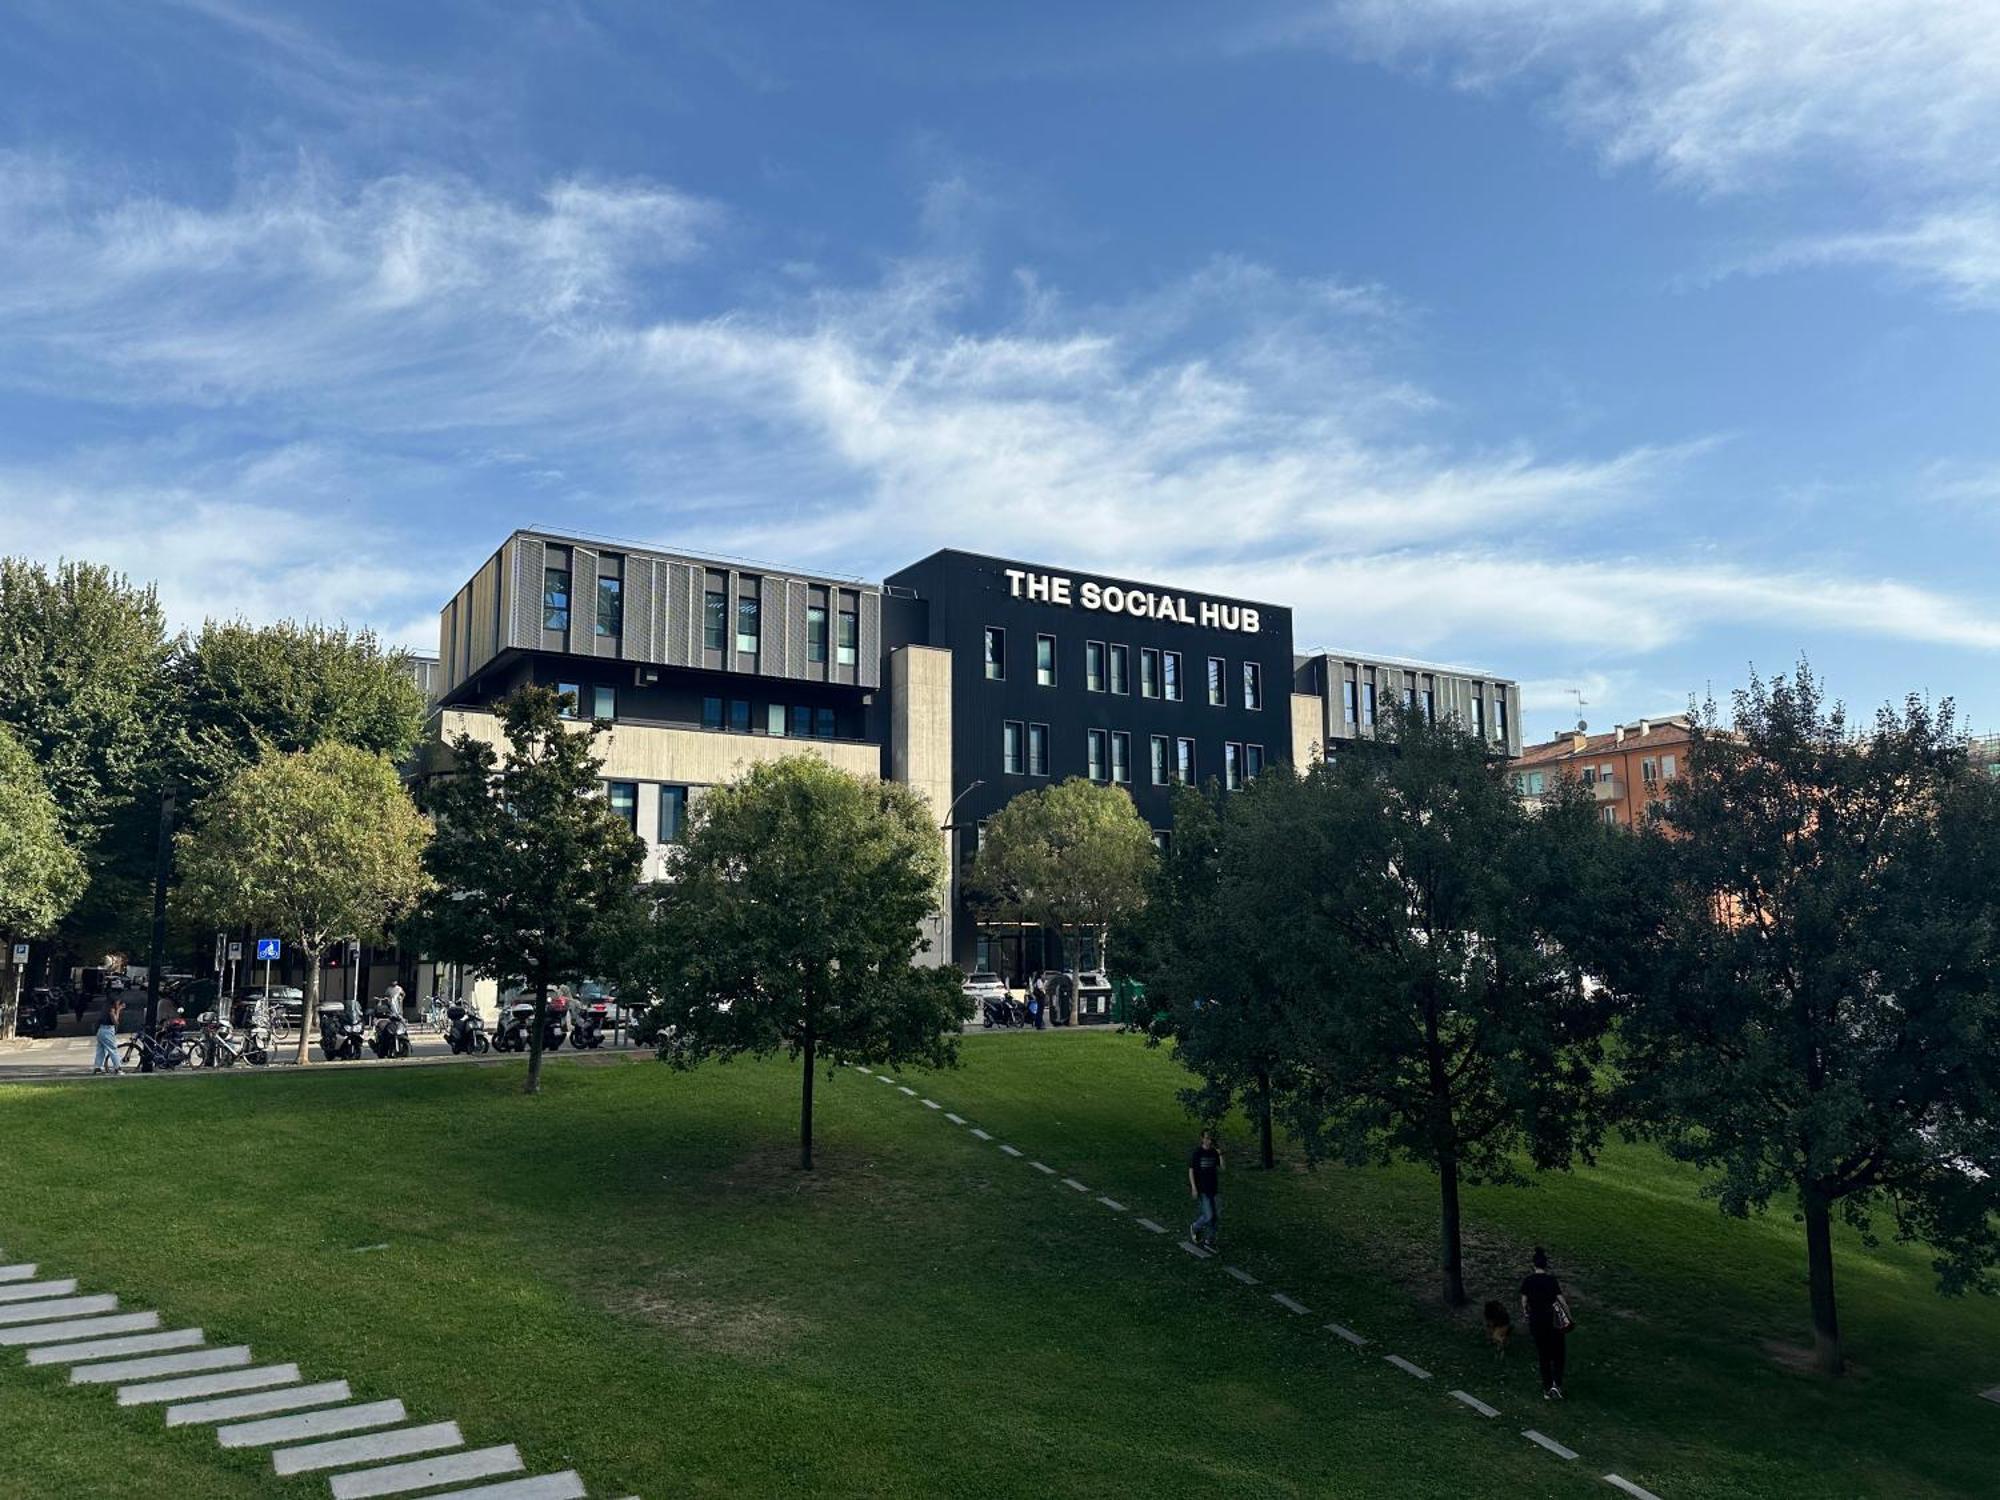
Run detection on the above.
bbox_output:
[939,780,985,973]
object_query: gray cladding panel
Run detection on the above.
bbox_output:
[858,591,881,690]
[566,546,597,656]
[510,537,546,652]
[626,559,656,662]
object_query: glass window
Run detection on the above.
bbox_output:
[1029,722,1048,776]
[837,610,858,666]
[816,707,836,738]
[1036,634,1056,687]
[658,785,688,844]
[605,781,638,832]
[702,696,722,730]
[1140,647,1160,698]
[1175,737,1195,784]
[984,626,1005,680]
[1246,744,1264,779]
[1087,729,1107,782]
[736,595,760,655]
[595,576,622,637]
[1164,651,1182,701]
[1243,661,1261,710]
[1150,735,1169,785]
[704,591,726,650]
[1152,829,1171,854]
[807,606,828,663]
[792,705,812,738]
[1602,805,1619,826]
[1662,754,1677,780]
[1225,742,1243,791]
[557,682,582,719]
[1004,721,1024,775]
[769,704,788,736]
[592,685,616,721]
[1343,678,1358,725]
[1421,687,1435,723]
[1207,657,1226,707]
[1086,641,1106,692]
[1472,696,1486,736]
[1405,683,1417,709]
[543,568,571,632]
[1111,731,1130,784]
[1495,696,1509,737]
[729,699,750,732]
[1363,681,1377,726]
[1529,771,1545,795]
[1110,645,1128,695]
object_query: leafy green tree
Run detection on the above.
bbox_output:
[1599,667,2000,1376]
[0,724,87,1040]
[175,742,431,1064]
[1239,707,1615,1306]
[967,777,1155,976]
[634,755,965,1170]
[414,686,645,1095]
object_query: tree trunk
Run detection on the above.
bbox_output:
[1,941,17,1043]
[295,955,319,1065]
[1256,1066,1275,1169]
[800,1018,816,1172]
[1438,1149,1467,1307]
[525,975,547,1096]
[1803,1187,1844,1376]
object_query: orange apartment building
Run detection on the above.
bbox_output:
[1511,714,1695,827]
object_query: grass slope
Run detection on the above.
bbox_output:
[0,1033,1989,1498]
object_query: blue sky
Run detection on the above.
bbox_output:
[4,1,1999,742]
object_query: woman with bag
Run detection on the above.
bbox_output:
[1518,1246,1574,1401]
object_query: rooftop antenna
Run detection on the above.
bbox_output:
[1571,686,1588,733]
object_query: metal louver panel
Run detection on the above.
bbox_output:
[510,537,546,651]
[627,560,656,662]
[857,590,882,689]
[664,564,694,668]
[567,546,597,656]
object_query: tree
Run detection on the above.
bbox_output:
[633,755,966,1170]
[414,686,645,1095]
[0,724,86,1040]
[967,777,1155,974]
[1240,707,1616,1306]
[175,742,431,1064]
[1599,666,2000,1376]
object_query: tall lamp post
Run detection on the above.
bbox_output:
[140,788,177,1070]
[939,779,985,973]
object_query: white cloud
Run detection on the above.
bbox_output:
[1747,204,2000,308]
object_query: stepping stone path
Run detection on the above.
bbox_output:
[0,1242,608,1497]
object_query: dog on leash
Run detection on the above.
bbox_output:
[1482,1300,1514,1359]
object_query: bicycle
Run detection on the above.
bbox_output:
[119,1021,192,1072]
[423,994,448,1033]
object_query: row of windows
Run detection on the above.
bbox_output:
[983,628,1262,709]
[553,683,840,740]
[1340,677,1510,739]
[603,780,691,844]
[1002,722,1266,790]
[544,568,626,638]
[541,559,862,669]
[1512,755,1679,799]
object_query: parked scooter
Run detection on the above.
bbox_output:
[317,1001,366,1062]
[980,994,1023,1029]
[188,1010,271,1067]
[494,992,572,1052]
[542,993,570,1051]
[367,998,411,1059]
[13,988,62,1039]
[443,998,489,1054]
[570,997,610,1049]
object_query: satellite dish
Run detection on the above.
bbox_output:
[1576,719,1588,732]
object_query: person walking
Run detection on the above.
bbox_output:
[1029,975,1045,1030]
[1519,1247,1573,1400]
[92,997,124,1075]
[1187,1128,1224,1250]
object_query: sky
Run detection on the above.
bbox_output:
[3,1,1999,743]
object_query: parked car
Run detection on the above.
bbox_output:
[236,986,306,1027]
[961,970,1008,1003]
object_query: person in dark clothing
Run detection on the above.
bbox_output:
[1187,1129,1224,1249]
[1518,1246,1573,1400]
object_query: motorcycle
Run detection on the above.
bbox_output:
[443,999,490,1055]
[569,998,610,1049]
[980,994,1025,1029]
[317,1001,366,1062]
[494,993,570,1052]
[367,1000,411,1059]
[13,988,62,1039]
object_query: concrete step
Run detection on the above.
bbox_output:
[216,1398,406,1449]
[164,1379,352,1427]
[421,1474,586,1500]
[73,1346,252,1385]
[0,1263,37,1281]
[118,1362,301,1406]
[0,1311,159,1346]
[330,1445,524,1499]
[27,1329,204,1366]
[0,1294,119,1326]
[0,1278,78,1303]
[272,1420,463,1476]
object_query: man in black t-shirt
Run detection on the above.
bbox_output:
[1187,1130,1224,1250]
[1518,1246,1571,1399]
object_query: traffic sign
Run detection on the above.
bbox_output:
[227,941,243,963]
[256,938,281,961]
[9,943,25,967]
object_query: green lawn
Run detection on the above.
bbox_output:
[0,1034,1993,1499]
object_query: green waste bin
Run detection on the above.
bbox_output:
[1112,976,1147,1027]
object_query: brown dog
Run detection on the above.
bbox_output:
[1482,1300,1514,1359]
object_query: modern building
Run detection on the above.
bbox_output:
[1511,714,1694,826]
[1292,650,1523,762]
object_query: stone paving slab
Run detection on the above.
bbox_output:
[1604,1475,1664,1500]
[0,1263,39,1281]
[1325,1322,1368,1346]
[1270,1293,1309,1315]
[944,1113,965,1124]
[969,1128,993,1140]
[165,1379,352,1427]
[1384,1355,1432,1380]
[1095,1196,1127,1212]
[1450,1389,1499,1418]
[897,1085,916,1095]
[218,1397,408,1449]
[0,1311,159,1346]
[330,1444,524,1499]
[416,1473,584,1500]
[0,1293,118,1325]
[1135,1218,1167,1234]
[1060,1177,1089,1192]
[273,1420,463,1475]
[1028,1161,1054,1174]
[73,1345,251,1384]
[1981,1386,2000,1406]
[1223,1265,1258,1285]
[1522,1429,1578,1460]
[118,1362,301,1406]
[998,1144,1022,1157]
[0,1278,77,1302]
[28,1328,204,1365]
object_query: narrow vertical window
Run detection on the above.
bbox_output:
[1029,722,1048,776]
[543,567,571,632]
[1245,744,1264,779]
[1363,681,1377,726]
[1087,729,1107,782]
[816,707,836,738]
[1225,742,1243,791]
[595,576,622,637]
[792,704,812,738]
[605,781,638,832]
[837,608,858,666]
[1207,657,1225,707]
[702,695,722,730]
[1175,737,1195,784]
[1495,696,1509,738]
[1242,661,1261,710]
[1164,651,1182,701]
[704,591,726,650]
[1140,648,1160,698]
[729,699,750,732]
[1343,678,1358,725]
[807,606,828,663]
[769,704,788,736]
[736,595,760,656]
[984,626,1005,680]
[1421,686,1435,723]
[1004,721,1024,775]
[1473,696,1486,738]
[1036,634,1056,687]
[592,685,616,721]
[1086,641,1106,692]
[1111,731,1130,784]
[1150,735,1169,786]
[557,681,581,719]
[1109,645,1129,695]
[658,786,688,844]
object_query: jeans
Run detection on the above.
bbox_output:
[94,1025,120,1072]
[1532,1323,1567,1391]
[1190,1192,1220,1243]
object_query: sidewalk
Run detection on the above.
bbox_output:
[0,1032,647,1084]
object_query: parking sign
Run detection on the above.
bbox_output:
[227,941,243,963]
[9,943,25,966]
[256,938,281,961]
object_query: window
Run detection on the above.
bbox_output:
[769,704,789,736]
[1110,645,1129,695]
[1028,723,1049,776]
[1111,731,1130,784]
[595,576,622,637]
[1207,657,1226,707]
[1224,742,1244,791]
[816,707,836,739]
[1243,661,1262,710]
[557,681,582,718]
[1087,641,1106,692]
[808,606,829,663]
[1164,651,1182,701]
[792,705,812,738]
[592,685,616,721]
[1140,647,1160,698]
[736,595,760,656]
[1662,754,1677,780]
[605,781,638,832]
[1150,735,1169,786]
[1495,696,1509,738]
[984,626,1005,680]
[1601,762,1616,779]
[702,696,722,730]
[1601,805,1619,826]
[1152,829,1171,854]
[1343,679,1358,725]
[1363,681,1377,726]
[704,591,726,651]
[837,610,858,666]
[658,786,688,844]
[1036,634,1056,687]
[1473,696,1486,737]
[1526,771,1545,795]
[1004,721,1024,775]
[1087,729,1108,782]
[1245,743,1265,779]
[1581,766,1597,786]
[543,567,571,632]
[1641,757,1658,785]
[1404,683,1417,710]
[1175,737,1196,783]
[1421,687,1435,723]
[729,699,750,732]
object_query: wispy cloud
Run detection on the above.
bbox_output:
[1744,204,2000,309]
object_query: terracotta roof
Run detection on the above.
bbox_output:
[1514,715,1696,768]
